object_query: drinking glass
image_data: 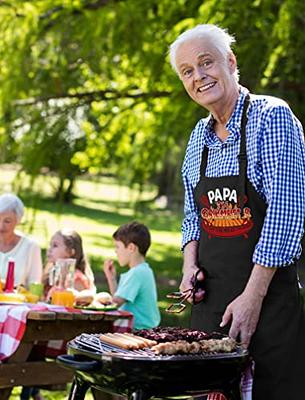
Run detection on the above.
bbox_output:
[49,258,76,307]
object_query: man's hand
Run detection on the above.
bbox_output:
[220,263,276,348]
[179,266,205,304]
[220,290,263,348]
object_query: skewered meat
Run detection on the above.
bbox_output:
[200,337,237,353]
[152,340,202,355]
[151,337,237,355]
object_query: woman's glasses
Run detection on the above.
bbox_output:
[165,270,205,314]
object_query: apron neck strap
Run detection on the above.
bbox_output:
[200,94,251,216]
[238,93,250,216]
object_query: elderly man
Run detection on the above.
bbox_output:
[169,24,305,399]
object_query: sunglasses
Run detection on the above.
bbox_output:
[165,269,205,314]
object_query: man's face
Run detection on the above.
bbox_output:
[175,38,237,109]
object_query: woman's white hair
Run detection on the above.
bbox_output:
[0,193,24,222]
[169,24,239,80]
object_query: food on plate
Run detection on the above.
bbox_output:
[74,290,94,306]
[94,291,113,305]
[0,292,25,303]
[23,293,39,303]
[16,285,39,303]
[74,291,115,309]
[16,285,28,294]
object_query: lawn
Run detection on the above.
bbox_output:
[1,166,192,399]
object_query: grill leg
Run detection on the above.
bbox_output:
[68,377,90,400]
[129,389,150,400]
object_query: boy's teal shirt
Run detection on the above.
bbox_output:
[115,261,160,329]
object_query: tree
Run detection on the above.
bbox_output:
[0,0,304,203]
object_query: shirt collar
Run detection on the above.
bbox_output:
[204,86,250,148]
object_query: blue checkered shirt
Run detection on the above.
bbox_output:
[182,86,305,267]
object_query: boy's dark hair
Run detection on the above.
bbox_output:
[113,221,151,256]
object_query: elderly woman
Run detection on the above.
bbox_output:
[0,193,43,400]
[0,193,42,288]
[169,24,305,399]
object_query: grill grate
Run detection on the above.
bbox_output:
[71,333,247,361]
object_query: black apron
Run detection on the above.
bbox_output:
[192,95,305,399]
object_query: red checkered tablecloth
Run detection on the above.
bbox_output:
[0,302,134,362]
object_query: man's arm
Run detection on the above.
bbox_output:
[180,240,199,291]
[220,263,276,347]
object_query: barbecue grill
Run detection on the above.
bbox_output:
[57,333,249,400]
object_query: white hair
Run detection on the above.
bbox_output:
[0,193,24,222]
[169,24,239,81]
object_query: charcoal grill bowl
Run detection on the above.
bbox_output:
[57,340,249,400]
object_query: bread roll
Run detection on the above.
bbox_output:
[94,291,112,305]
[74,290,94,306]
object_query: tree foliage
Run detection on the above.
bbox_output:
[0,0,304,203]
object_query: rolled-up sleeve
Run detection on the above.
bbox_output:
[253,105,305,267]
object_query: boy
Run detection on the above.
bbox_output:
[103,221,160,329]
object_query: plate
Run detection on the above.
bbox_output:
[0,301,26,305]
[74,303,118,311]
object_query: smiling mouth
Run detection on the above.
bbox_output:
[197,82,216,92]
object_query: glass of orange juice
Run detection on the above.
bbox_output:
[51,288,75,307]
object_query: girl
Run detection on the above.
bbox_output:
[43,229,96,297]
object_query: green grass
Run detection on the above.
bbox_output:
[9,385,92,400]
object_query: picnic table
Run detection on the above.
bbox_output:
[0,303,133,400]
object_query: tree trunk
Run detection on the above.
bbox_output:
[63,176,75,203]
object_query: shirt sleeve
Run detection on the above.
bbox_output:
[115,270,141,303]
[180,121,207,250]
[253,105,305,267]
[181,171,201,250]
